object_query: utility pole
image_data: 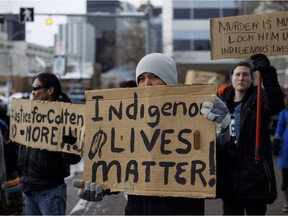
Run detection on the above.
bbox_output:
[145,5,152,55]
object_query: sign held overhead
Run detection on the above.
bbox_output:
[210,11,288,59]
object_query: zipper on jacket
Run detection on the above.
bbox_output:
[263,160,272,191]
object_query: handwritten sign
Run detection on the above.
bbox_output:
[210,11,288,59]
[10,99,85,155]
[84,84,217,198]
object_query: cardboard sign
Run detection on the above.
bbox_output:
[10,99,85,155]
[185,70,225,85]
[84,84,217,198]
[210,11,288,59]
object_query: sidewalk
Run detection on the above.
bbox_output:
[205,156,286,215]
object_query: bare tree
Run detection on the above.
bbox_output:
[241,0,288,15]
[259,1,288,12]
[98,30,116,72]
[117,21,146,70]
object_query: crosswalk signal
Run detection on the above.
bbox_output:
[19,8,34,23]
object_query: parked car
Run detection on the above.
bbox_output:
[67,88,85,103]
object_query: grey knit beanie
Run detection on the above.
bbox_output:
[136,53,178,85]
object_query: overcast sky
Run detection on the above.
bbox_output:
[0,0,163,47]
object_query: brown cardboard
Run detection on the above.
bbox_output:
[185,70,225,85]
[9,99,84,155]
[210,11,288,59]
[84,84,217,198]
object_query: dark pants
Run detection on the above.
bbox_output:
[282,168,288,190]
[223,197,267,215]
[125,195,204,215]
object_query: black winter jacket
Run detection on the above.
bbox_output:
[125,194,204,215]
[18,145,81,192]
[217,66,284,204]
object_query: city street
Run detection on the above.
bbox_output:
[65,157,287,215]
[1,1,287,215]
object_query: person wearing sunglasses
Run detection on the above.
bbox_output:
[18,72,81,215]
[31,73,70,102]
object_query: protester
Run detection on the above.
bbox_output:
[202,54,284,215]
[18,72,81,215]
[73,53,231,215]
[274,95,288,213]
[0,103,23,215]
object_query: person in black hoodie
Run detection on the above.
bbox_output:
[18,73,81,215]
[203,54,284,215]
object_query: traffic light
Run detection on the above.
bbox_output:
[0,16,4,24]
[46,17,53,25]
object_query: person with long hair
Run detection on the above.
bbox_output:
[18,72,81,215]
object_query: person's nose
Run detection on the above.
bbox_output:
[238,74,244,80]
[142,78,152,86]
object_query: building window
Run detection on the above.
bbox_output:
[173,9,191,19]
[223,8,238,17]
[173,40,191,51]
[193,8,220,19]
[174,30,209,40]
[193,40,210,51]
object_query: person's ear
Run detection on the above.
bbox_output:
[47,87,54,96]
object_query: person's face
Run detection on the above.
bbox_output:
[231,66,252,92]
[32,78,53,101]
[138,72,166,87]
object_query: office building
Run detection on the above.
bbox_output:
[162,0,244,82]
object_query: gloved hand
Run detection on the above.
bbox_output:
[62,130,77,145]
[61,130,78,153]
[72,179,104,202]
[251,53,270,73]
[201,94,231,144]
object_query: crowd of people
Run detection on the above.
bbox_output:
[0,52,287,215]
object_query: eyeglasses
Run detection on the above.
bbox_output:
[32,85,44,91]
